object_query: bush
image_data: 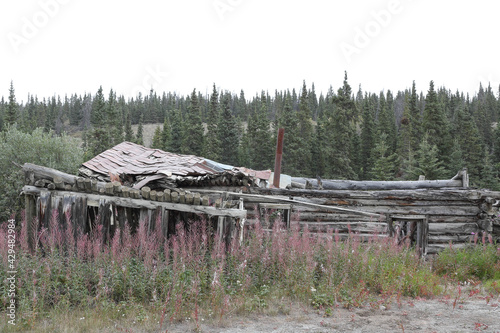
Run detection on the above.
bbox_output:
[0,125,83,221]
[432,241,500,282]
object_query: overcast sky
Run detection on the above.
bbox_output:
[1,0,499,103]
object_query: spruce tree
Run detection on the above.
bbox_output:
[294,81,314,176]
[409,81,422,147]
[161,115,172,151]
[479,148,499,190]
[91,86,106,126]
[204,84,221,160]
[5,81,18,127]
[370,133,397,180]
[107,89,123,146]
[181,89,204,156]
[454,103,484,181]
[360,95,376,179]
[124,112,134,142]
[169,108,183,153]
[278,93,300,175]
[246,95,273,170]
[328,72,357,179]
[151,125,163,149]
[136,113,144,146]
[217,93,240,165]
[423,81,450,160]
[411,134,446,180]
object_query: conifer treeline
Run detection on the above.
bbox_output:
[2,73,500,189]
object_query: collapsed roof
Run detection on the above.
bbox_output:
[78,141,272,190]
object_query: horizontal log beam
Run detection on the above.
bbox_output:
[22,186,246,219]
[193,189,384,219]
[23,163,107,191]
[291,177,464,190]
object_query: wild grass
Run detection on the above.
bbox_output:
[0,211,498,332]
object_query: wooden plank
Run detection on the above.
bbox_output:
[23,186,247,218]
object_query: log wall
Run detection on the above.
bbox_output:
[194,187,500,255]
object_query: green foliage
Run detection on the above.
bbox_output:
[217,93,239,166]
[3,76,500,185]
[181,89,204,156]
[246,93,273,170]
[203,84,221,161]
[5,81,18,127]
[293,81,314,176]
[0,126,83,221]
[370,133,398,180]
[124,112,134,142]
[410,134,446,180]
[433,242,500,282]
[151,125,163,149]
[135,113,144,145]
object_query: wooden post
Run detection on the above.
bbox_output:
[273,128,285,188]
[25,194,36,251]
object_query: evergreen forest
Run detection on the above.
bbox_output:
[2,72,500,190]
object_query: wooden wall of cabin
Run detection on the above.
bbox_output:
[25,192,211,250]
[239,188,500,255]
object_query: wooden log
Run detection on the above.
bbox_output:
[112,182,122,195]
[193,192,201,206]
[171,191,179,203]
[122,186,130,198]
[84,178,92,191]
[25,194,36,251]
[76,177,85,190]
[105,182,114,195]
[47,183,56,190]
[164,189,171,202]
[54,176,65,190]
[156,191,164,202]
[254,187,494,201]
[428,222,478,235]
[23,186,248,218]
[291,177,463,190]
[194,190,384,218]
[150,190,157,201]
[185,192,194,205]
[91,180,98,193]
[141,186,151,200]
[202,195,210,206]
[179,191,186,204]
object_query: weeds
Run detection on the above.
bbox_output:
[0,211,498,331]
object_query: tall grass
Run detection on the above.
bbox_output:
[0,211,497,331]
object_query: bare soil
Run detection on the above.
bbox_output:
[161,295,500,333]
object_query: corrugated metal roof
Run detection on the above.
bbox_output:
[81,142,272,184]
[82,142,221,177]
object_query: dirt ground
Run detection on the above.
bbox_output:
[161,294,500,333]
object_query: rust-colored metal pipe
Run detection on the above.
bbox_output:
[273,128,285,188]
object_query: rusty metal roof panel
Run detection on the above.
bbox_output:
[81,142,271,187]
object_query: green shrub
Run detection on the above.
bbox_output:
[432,242,500,282]
[0,125,83,221]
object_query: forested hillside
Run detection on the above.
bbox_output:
[2,73,500,189]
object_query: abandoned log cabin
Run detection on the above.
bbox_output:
[22,141,500,255]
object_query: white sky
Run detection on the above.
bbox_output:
[1,0,499,103]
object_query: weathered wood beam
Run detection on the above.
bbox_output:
[23,186,246,218]
[291,177,464,190]
[192,189,384,218]
[23,163,107,191]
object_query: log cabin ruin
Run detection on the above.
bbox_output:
[22,141,500,255]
